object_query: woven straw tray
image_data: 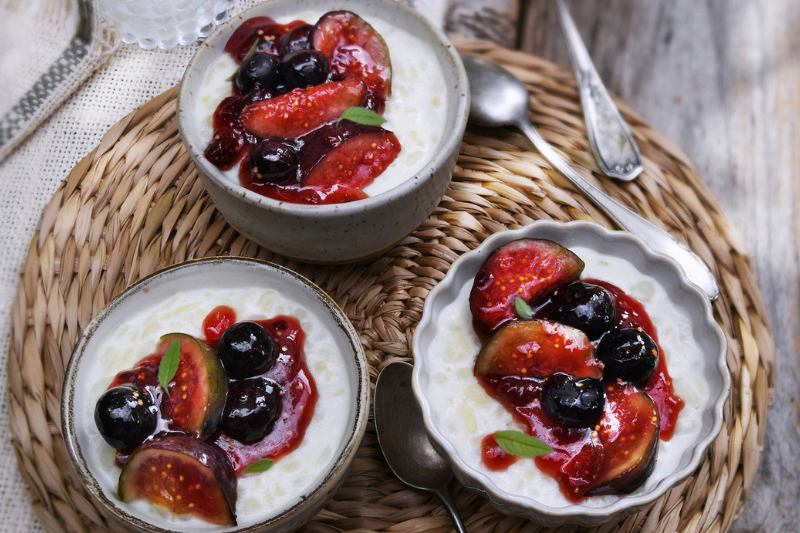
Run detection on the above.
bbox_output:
[7,38,775,533]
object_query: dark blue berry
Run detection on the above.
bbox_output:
[94,385,157,451]
[282,50,330,90]
[542,374,604,428]
[548,282,616,339]
[250,140,298,184]
[235,52,283,94]
[597,328,659,384]
[220,378,282,443]
[218,321,277,379]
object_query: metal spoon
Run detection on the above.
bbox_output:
[374,362,467,533]
[551,0,643,181]
[460,54,720,301]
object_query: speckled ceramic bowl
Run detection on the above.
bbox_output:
[62,257,369,533]
[177,0,469,263]
[412,221,729,527]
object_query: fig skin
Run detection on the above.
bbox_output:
[118,436,237,526]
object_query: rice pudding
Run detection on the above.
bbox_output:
[76,286,354,529]
[193,9,448,201]
[420,243,708,509]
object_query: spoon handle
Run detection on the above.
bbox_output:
[516,118,720,300]
[551,0,643,182]
[435,487,468,533]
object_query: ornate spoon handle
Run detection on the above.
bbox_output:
[552,0,644,181]
[515,118,720,301]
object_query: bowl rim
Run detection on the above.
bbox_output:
[176,0,470,216]
[61,256,370,533]
[411,220,730,521]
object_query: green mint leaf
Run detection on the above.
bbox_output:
[225,39,260,82]
[494,430,552,457]
[514,297,533,319]
[244,458,275,474]
[336,106,388,127]
[158,339,181,396]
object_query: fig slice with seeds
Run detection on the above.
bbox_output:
[469,238,584,341]
[240,77,367,139]
[587,382,660,495]
[156,333,228,436]
[311,11,392,111]
[110,333,228,437]
[474,320,602,381]
[118,436,237,526]
[303,128,400,192]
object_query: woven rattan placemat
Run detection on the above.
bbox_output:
[7,38,775,533]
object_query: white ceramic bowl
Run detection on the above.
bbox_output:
[412,221,729,527]
[62,258,370,533]
[177,0,469,263]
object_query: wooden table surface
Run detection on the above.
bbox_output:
[518,1,798,531]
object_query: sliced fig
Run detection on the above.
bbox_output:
[474,320,603,381]
[240,77,367,139]
[296,121,371,167]
[156,333,228,436]
[312,11,392,110]
[303,128,400,192]
[469,238,584,341]
[111,333,228,437]
[118,436,237,526]
[588,382,660,495]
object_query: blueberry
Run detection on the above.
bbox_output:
[235,52,283,94]
[542,374,604,428]
[548,282,616,339]
[597,328,659,384]
[277,24,313,56]
[250,140,298,184]
[219,378,282,443]
[94,385,157,451]
[218,321,277,379]
[282,50,330,90]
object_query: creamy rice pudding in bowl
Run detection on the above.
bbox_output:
[177,0,469,263]
[62,258,369,533]
[412,221,729,527]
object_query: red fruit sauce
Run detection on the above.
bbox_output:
[108,305,318,476]
[479,280,684,502]
[204,15,399,205]
[588,280,685,440]
[481,433,517,471]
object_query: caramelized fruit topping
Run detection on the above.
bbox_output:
[118,436,237,526]
[469,239,584,341]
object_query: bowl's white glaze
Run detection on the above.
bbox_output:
[177,0,469,263]
[62,258,370,533]
[412,221,729,527]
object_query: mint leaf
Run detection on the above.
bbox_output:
[514,297,533,319]
[336,106,388,127]
[244,458,274,473]
[158,339,181,396]
[494,430,552,457]
[225,39,260,82]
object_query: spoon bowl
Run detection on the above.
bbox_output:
[374,362,467,533]
[463,57,529,127]
[459,54,720,301]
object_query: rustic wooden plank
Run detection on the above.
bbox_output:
[519,1,800,531]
